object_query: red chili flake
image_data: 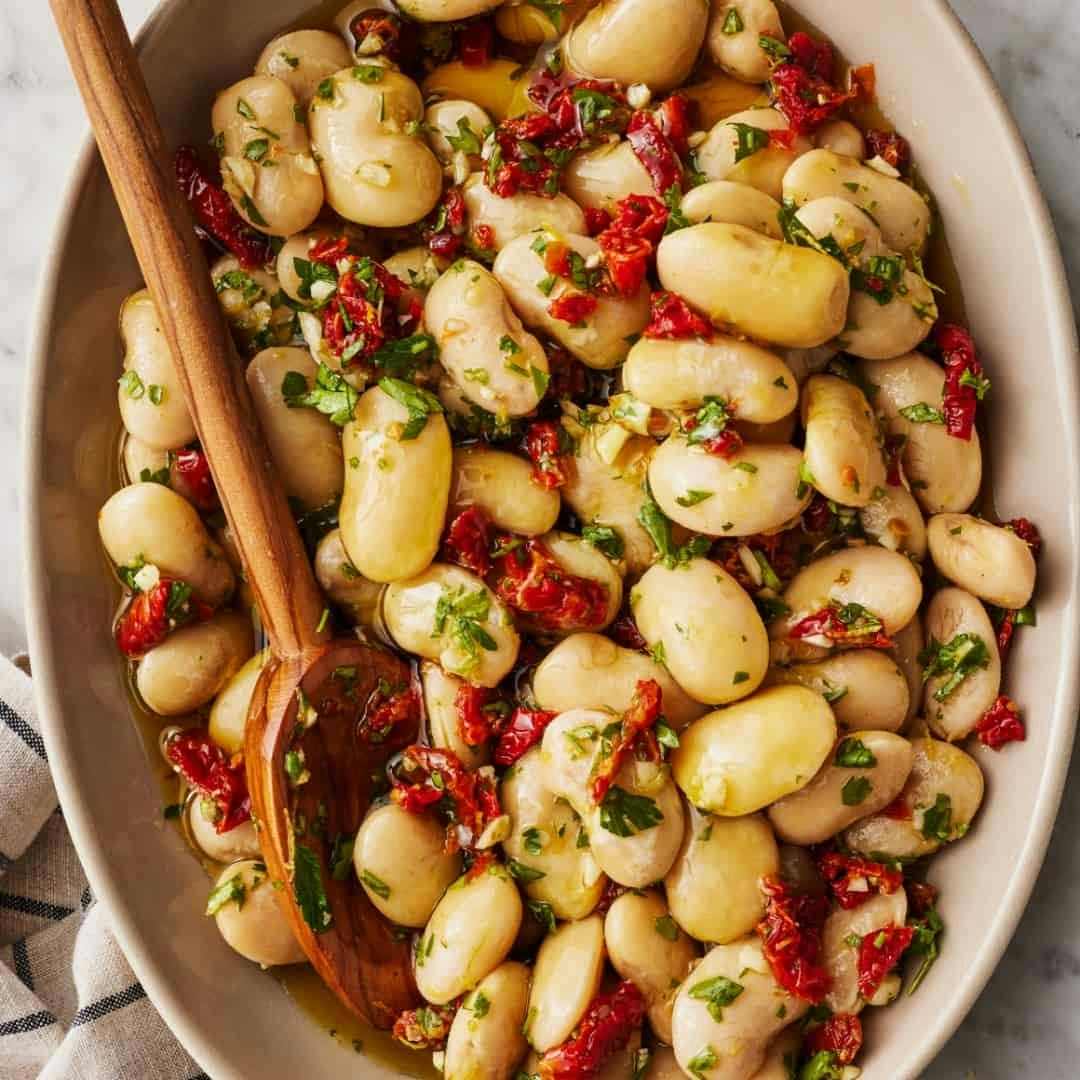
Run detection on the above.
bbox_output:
[643,291,712,340]
[472,223,496,256]
[588,679,663,804]
[116,579,210,659]
[789,603,893,650]
[454,682,505,747]
[525,420,573,490]
[806,1014,864,1066]
[424,185,467,260]
[626,110,682,197]
[996,607,1017,663]
[937,323,989,442]
[443,508,493,576]
[171,447,217,512]
[493,536,610,633]
[492,708,558,766]
[584,207,612,236]
[455,19,493,67]
[610,612,648,652]
[788,31,836,80]
[881,794,913,821]
[975,694,1026,750]
[549,291,599,326]
[392,1002,457,1051]
[175,147,271,269]
[543,241,574,278]
[857,923,915,999]
[362,676,422,749]
[537,981,646,1080]
[165,728,250,833]
[755,875,831,1003]
[656,93,693,155]
[465,850,497,881]
[1006,517,1042,557]
[866,129,912,173]
[817,851,904,910]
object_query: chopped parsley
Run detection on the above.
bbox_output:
[727,122,771,163]
[527,899,556,932]
[508,859,546,884]
[920,633,990,700]
[294,844,333,932]
[676,489,714,508]
[834,737,877,768]
[899,401,946,425]
[360,868,390,898]
[841,776,872,805]
[378,376,445,439]
[282,363,358,427]
[599,786,663,837]
[722,7,744,34]
[582,524,625,559]
[688,975,744,1022]
[205,873,245,916]
[654,914,680,941]
[687,1045,719,1079]
[433,585,497,673]
[918,793,954,842]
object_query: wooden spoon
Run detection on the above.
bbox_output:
[50,0,418,1028]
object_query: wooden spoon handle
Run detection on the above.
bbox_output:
[50,0,328,660]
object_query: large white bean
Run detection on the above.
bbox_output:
[681,180,783,239]
[313,529,383,631]
[211,256,295,354]
[187,798,261,863]
[631,559,769,704]
[707,0,784,83]
[890,617,925,728]
[650,439,811,538]
[212,859,306,967]
[562,140,654,212]
[117,290,196,451]
[814,119,866,160]
[420,59,533,123]
[120,436,169,489]
[859,484,928,561]
[384,563,520,687]
[208,649,269,754]
[697,108,811,201]
[309,67,442,227]
[923,587,1002,741]
[354,802,461,927]
[420,661,490,770]
[664,812,778,944]
[255,30,352,106]
[527,916,606,1051]
[927,514,1037,609]
[415,863,522,1004]
[339,384,451,583]
[136,612,253,716]
[450,445,560,537]
[444,962,530,1080]
[822,890,908,1014]
[462,174,586,252]
[672,685,836,815]
[397,0,502,20]
[99,483,235,606]
[425,260,549,417]
[425,101,492,167]
[212,76,323,237]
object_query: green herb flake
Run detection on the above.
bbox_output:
[352,64,384,83]
[899,401,946,425]
[835,737,877,768]
[205,873,246,916]
[676,489,714,508]
[918,792,954,842]
[733,671,750,685]
[599,786,663,837]
[689,975,744,1022]
[527,899,556,933]
[433,584,498,674]
[727,121,771,163]
[236,98,256,121]
[841,775,872,806]
[244,137,270,162]
[118,370,145,399]
[920,632,991,701]
[294,845,333,933]
[378,376,445,440]
[522,826,544,855]
[906,905,944,994]
[654,914,680,941]
[582,523,625,559]
[509,859,546,884]
[686,1045,719,1079]
[722,7,744,34]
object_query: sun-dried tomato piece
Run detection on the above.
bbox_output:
[525,420,573,490]
[857,924,915,999]
[172,447,217,511]
[610,612,648,652]
[656,93,693,154]
[789,603,893,650]
[116,579,210,658]
[787,30,835,80]
[866,129,911,173]
[975,694,1026,750]
[905,879,938,918]
[392,1002,457,1050]
[471,223,496,257]
[626,110,682,197]
[549,291,599,325]
[455,682,505,747]
[936,323,989,441]
[424,185,468,260]
[995,607,1017,663]
[756,875,830,1002]
[318,252,408,368]
[770,45,852,136]
[165,728,250,833]
[588,679,663,804]
[443,508,493,576]
[848,63,877,105]
[806,1013,863,1066]
[537,981,646,1080]
[362,676,422,749]
[643,291,712,340]
[1006,517,1042,557]
[349,10,412,63]
[597,229,653,298]
[817,851,904,910]
[492,708,558,766]
[584,207,612,236]
[455,19,493,66]
[608,194,669,244]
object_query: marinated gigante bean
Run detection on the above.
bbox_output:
[313,529,383,631]
[672,686,837,815]
[663,813,779,944]
[354,802,462,927]
[813,119,866,159]
[212,76,323,237]
[623,336,797,418]
[890,618,925,728]
[463,175,587,253]
[450,445,561,537]
[208,649,269,754]
[212,859,306,967]
[801,374,886,507]
[562,140,654,212]
[526,915,606,1051]
[707,0,784,83]
[859,484,929,561]
[211,256,295,354]
[563,0,708,92]
[843,737,985,859]
[136,611,253,716]
[767,731,915,845]
[858,353,983,513]
[424,101,492,168]
[783,149,932,254]
[384,563,520,687]
[649,439,811,538]
[604,889,696,1042]
[493,232,650,370]
[444,962,531,1080]
[309,67,442,227]
[425,260,549,417]
[680,180,784,237]
[927,514,1037,610]
[696,108,811,200]
[120,436,169,489]
[246,348,344,510]
[99,483,235,606]
[657,224,850,349]
[631,559,770,704]
[397,0,502,21]
[187,797,261,863]
[528,531,624,634]
[532,633,707,730]
[922,587,1002,741]
[275,229,350,306]
[339,383,452,583]
[118,291,196,451]
[421,660,491,770]
[255,30,352,106]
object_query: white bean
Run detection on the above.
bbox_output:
[450,445,561,537]
[313,529,383,631]
[927,513,1037,609]
[425,101,492,166]
[212,859,306,967]
[187,798,261,863]
[707,0,784,83]
[255,30,352,106]
[681,180,783,237]
[463,174,586,252]
[562,140,654,212]
[211,256,295,354]
[421,660,490,770]
[814,119,866,160]
[445,962,531,1080]
[822,890,908,1014]
[397,0,502,20]
[859,484,928,561]
[208,648,269,754]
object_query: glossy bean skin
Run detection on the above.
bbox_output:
[208,649,269,754]
[425,260,548,417]
[255,29,352,105]
[859,484,929,561]
[309,67,442,227]
[927,513,1037,609]
[397,0,503,21]
[632,560,770,705]
[493,232,650,370]
[421,59,532,122]
[99,483,235,606]
[529,531,624,634]
[117,290,196,451]
[415,863,523,1004]
[657,223,850,349]
[187,798,261,863]
[697,108,811,201]
[562,140,654,212]
[354,802,461,927]
[136,612,253,716]
[450,446,560,537]
[120,436,169,489]
[767,731,915,845]
[212,75,323,237]
[664,812,779,944]
[313,529,383,631]
[923,587,1002,741]
[339,384,452,583]
[462,174,586,252]
[421,660,490,770]
[681,180,783,237]
[425,101,492,167]
[707,0,784,83]
[814,119,866,159]
[275,229,348,305]
[213,860,306,967]
[672,685,837,815]
[444,962,531,1080]
[382,245,444,314]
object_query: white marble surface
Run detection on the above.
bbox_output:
[3,0,1080,1075]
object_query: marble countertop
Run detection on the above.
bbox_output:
[4,0,1079,1075]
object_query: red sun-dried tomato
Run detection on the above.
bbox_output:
[454,682,505,747]
[537,981,646,1080]
[857,924,915,999]
[656,93,693,154]
[455,19,493,66]
[171,447,217,512]
[165,728,250,833]
[392,1002,457,1050]
[996,607,1017,663]
[175,147,272,269]
[789,603,893,650]
[116,579,210,659]
[424,185,468,260]
[769,34,853,136]
[609,193,669,244]
[788,31,836,80]
[471,223,496,258]
[596,229,654,298]
[1006,517,1042,558]
[976,694,1026,750]
[349,10,412,63]
[362,677,422,748]
[493,536,610,633]
[806,1014,864,1066]
[610,612,648,652]
[584,207,612,236]
[443,508,494,576]
[492,708,558,766]
[525,420,573,490]
[817,851,904,910]
[866,129,912,173]
[643,291,712,340]
[936,323,989,441]
[588,679,663,804]
[626,110,682,197]
[756,875,830,1003]
[549,291,599,325]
